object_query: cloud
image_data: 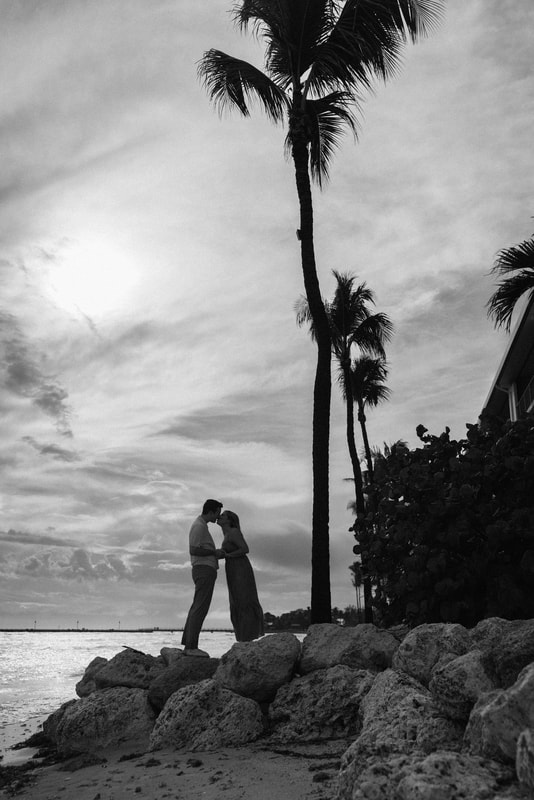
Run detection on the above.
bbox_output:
[0,311,73,436]
[21,436,79,462]
[13,546,133,582]
[0,529,76,547]
[156,384,311,451]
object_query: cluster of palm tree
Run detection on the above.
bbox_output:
[297,271,392,621]
[198,0,444,623]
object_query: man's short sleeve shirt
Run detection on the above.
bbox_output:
[189,516,218,570]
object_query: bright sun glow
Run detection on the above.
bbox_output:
[46,240,138,319]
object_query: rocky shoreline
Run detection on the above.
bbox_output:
[3,619,534,799]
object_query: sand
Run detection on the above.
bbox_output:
[0,736,348,800]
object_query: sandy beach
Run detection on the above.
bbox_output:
[1,732,347,800]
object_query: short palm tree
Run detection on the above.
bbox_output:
[487,235,534,331]
[297,272,392,622]
[329,274,393,511]
[199,0,442,623]
[350,355,391,484]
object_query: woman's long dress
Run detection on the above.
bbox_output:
[223,540,264,642]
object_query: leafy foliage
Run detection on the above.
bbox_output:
[352,417,534,627]
[264,604,364,629]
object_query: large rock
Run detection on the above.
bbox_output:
[299,624,398,675]
[268,665,375,743]
[214,632,301,702]
[149,679,263,751]
[148,657,220,712]
[75,656,108,697]
[392,623,470,687]
[516,728,534,794]
[94,648,166,690]
[488,620,534,688]
[338,669,463,788]
[470,616,512,652]
[429,649,497,721]
[337,750,518,800]
[51,687,156,756]
[160,647,185,667]
[464,663,534,763]
[42,699,77,743]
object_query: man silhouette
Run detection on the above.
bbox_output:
[181,499,225,657]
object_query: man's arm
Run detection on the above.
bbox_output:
[189,520,225,558]
[190,544,225,558]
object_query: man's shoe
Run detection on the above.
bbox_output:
[183,648,210,658]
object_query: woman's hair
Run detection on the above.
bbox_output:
[224,510,240,529]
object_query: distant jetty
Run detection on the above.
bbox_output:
[0,627,234,633]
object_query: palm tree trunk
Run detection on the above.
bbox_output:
[343,364,373,623]
[291,128,332,625]
[357,402,374,484]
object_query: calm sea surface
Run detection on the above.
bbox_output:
[0,630,237,735]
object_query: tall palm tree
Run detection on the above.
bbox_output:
[350,355,391,484]
[297,272,392,622]
[199,0,442,623]
[487,235,534,331]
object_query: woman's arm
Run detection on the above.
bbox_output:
[224,530,250,558]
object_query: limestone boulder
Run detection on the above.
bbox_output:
[488,620,534,688]
[429,649,497,721]
[42,699,77,743]
[268,665,375,743]
[214,632,301,702]
[516,728,534,794]
[94,647,166,690]
[149,679,263,751]
[392,623,470,687]
[52,687,156,756]
[337,750,518,800]
[299,623,398,675]
[470,618,534,688]
[75,656,108,697]
[160,647,185,667]
[464,663,534,763]
[470,616,512,652]
[148,657,220,712]
[339,668,463,787]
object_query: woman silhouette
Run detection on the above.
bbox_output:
[217,510,264,642]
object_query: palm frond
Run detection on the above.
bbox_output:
[328,271,393,355]
[487,272,534,331]
[236,0,335,83]
[307,0,443,96]
[295,294,315,334]
[487,238,534,331]
[198,50,288,122]
[350,355,391,408]
[331,270,372,312]
[303,92,359,186]
[350,314,393,358]
[491,237,534,275]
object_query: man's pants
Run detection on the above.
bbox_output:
[181,565,217,649]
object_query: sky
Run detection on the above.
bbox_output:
[1,0,533,631]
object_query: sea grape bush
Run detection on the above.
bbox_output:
[352,416,534,627]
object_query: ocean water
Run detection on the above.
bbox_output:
[0,630,237,739]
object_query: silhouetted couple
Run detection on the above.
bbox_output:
[181,499,264,657]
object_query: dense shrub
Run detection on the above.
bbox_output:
[352,416,534,627]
